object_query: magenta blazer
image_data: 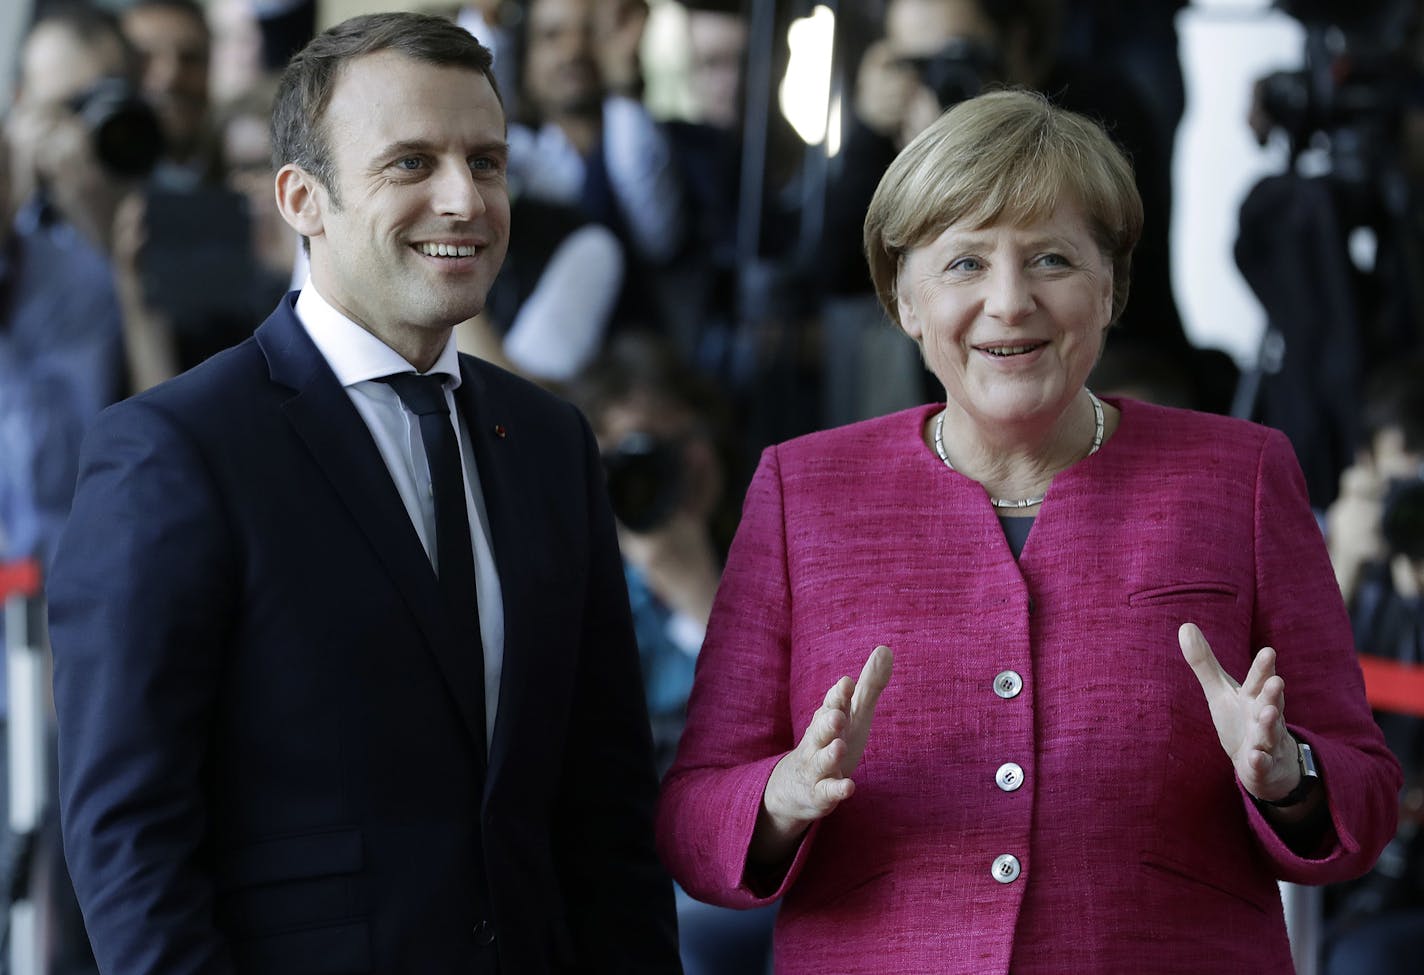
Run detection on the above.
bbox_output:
[657,398,1401,974]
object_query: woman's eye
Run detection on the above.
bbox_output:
[1036,253,1068,268]
[948,257,983,273]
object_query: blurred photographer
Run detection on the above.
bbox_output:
[570,335,729,770]
[5,2,161,253]
[0,5,136,527]
[120,0,212,186]
[1322,358,1424,975]
[108,0,267,392]
[1327,360,1424,603]
[1,8,134,962]
[569,332,773,975]
[1239,0,1424,506]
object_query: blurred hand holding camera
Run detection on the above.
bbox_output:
[109,191,180,393]
[1329,461,1392,600]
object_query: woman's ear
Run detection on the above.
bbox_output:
[896,285,923,341]
[274,164,325,240]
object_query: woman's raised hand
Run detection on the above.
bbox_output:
[1178,623,1310,807]
[751,645,893,866]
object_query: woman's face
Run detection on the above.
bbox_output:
[895,200,1113,431]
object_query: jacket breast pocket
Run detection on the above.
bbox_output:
[216,827,371,973]
[1128,581,1239,608]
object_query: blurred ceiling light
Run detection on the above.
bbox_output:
[779,5,835,146]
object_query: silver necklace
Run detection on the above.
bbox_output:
[932,390,1105,510]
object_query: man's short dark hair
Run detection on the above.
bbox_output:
[270,12,500,198]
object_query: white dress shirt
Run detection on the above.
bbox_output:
[294,282,503,748]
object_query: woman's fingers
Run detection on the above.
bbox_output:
[850,645,893,722]
[1240,646,1278,697]
[1179,623,1236,697]
[1178,624,1302,800]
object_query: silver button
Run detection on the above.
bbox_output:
[995,762,1024,792]
[993,670,1023,699]
[991,853,1021,884]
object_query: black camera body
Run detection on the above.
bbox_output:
[906,38,1003,111]
[1382,476,1424,561]
[602,433,685,534]
[68,77,165,178]
[1262,0,1424,190]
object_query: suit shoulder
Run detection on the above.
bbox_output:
[103,338,267,427]
[133,337,265,401]
[1115,397,1283,459]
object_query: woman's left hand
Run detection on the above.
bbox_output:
[1178,622,1305,804]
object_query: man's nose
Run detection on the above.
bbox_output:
[431,162,488,220]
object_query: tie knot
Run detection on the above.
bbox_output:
[380,372,450,417]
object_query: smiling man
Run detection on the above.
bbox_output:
[47,13,680,975]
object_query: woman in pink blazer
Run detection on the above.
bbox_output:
[656,90,1402,973]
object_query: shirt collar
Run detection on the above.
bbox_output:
[293,278,462,389]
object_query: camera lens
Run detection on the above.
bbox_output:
[602,433,685,533]
[910,38,1001,110]
[70,78,165,178]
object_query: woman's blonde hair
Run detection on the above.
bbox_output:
[864,88,1143,327]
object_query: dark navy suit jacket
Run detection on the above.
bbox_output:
[48,295,680,974]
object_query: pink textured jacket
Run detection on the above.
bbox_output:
[657,398,1401,974]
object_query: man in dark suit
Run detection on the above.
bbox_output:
[47,12,681,974]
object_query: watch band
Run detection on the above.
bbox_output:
[1260,741,1320,808]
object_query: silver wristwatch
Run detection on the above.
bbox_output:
[1260,740,1319,808]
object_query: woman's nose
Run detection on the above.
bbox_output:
[983,266,1035,324]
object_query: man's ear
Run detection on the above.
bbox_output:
[275,163,325,239]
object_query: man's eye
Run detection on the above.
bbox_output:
[470,157,503,174]
[396,158,424,171]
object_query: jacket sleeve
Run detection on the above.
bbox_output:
[48,399,237,975]
[656,446,823,908]
[1243,427,1402,882]
[553,405,682,973]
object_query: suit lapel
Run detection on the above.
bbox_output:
[255,301,489,753]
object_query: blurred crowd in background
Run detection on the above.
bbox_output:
[0,1,1422,972]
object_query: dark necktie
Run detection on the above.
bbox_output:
[380,372,488,759]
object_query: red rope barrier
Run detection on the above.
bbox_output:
[1360,654,1424,718]
[0,559,41,602]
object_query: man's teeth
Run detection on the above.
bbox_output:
[416,243,477,257]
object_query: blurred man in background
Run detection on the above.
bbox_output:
[120,0,211,186]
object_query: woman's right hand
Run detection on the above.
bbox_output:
[751,645,893,866]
